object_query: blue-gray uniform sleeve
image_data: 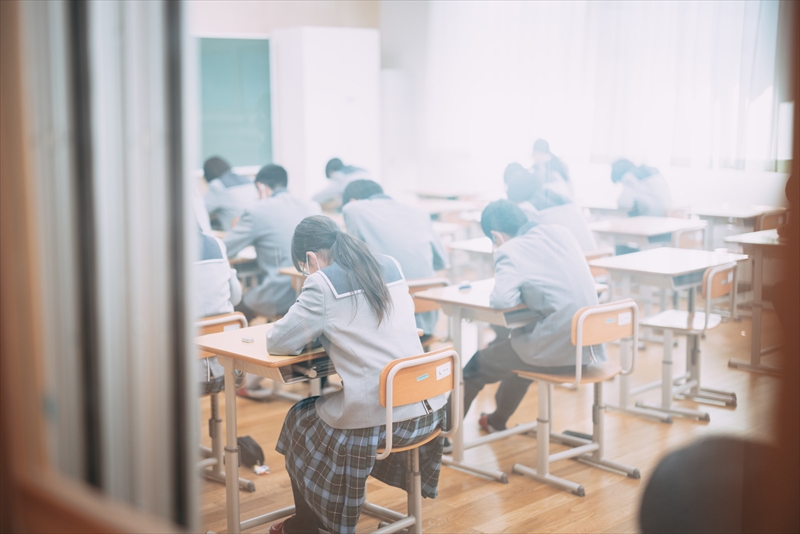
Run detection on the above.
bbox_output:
[204,181,223,216]
[490,247,523,309]
[312,179,344,204]
[616,174,637,212]
[342,207,364,240]
[217,239,242,306]
[266,273,326,355]
[222,210,255,258]
[429,223,449,271]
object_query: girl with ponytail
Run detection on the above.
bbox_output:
[266,215,447,534]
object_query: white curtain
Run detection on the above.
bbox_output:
[424,0,790,177]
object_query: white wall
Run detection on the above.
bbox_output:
[271,27,381,198]
[379,0,791,209]
[188,0,378,37]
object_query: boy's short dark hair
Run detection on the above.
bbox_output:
[325,158,344,178]
[255,164,288,190]
[203,156,231,182]
[533,139,550,154]
[480,200,529,239]
[611,159,635,183]
[342,179,384,206]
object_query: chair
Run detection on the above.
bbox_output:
[672,227,705,250]
[756,209,787,231]
[584,247,614,278]
[511,299,641,496]
[636,263,738,420]
[362,347,461,534]
[408,277,451,347]
[197,312,255,492]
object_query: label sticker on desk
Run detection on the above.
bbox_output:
[223,324,239,332]
[618,311,632,326]
[436,362,452,380]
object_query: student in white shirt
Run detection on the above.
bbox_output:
[444,200,604,437]
[311,158,369,209]
[532,138,573,199]
[266,216,446,534]
[202,157,258,231]
[611,159,672,217]
[224,164,321,321]
[341,179,448,338]
[194,230,242,394]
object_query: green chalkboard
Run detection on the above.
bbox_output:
[199,38,272,167]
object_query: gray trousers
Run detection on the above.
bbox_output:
[446,327,578,430]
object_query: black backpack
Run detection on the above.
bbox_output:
[237,435,265,469]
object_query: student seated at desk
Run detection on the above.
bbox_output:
[445,200,604,435]
[505,163,570,213]
[611,159,672,217]
[202,156,258,231]
[311,157,370,210]
[266,216,446,534]
[224,164,321,322]
[532,138,573,200]
[505,164,597,251]
[341,179,448,339]
[194,229,242,393]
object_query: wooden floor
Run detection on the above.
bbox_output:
[199,309,784,533]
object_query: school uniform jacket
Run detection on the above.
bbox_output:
[311,167,369,205]
[342,194,448,333]
[267,254,447,429]
[224,189,321,317]
[194,233,242,382]
[617,172,672,217]
[520,203,598,252]
[204,171,259,231]
[491,223,606,367]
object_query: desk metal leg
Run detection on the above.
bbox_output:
[607,274,671,423]
[221,357,241,534]
[728,248,781,375]
[441,310,508,483]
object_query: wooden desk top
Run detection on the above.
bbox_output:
[448,237,493,255]
[416,199,482,215]
[229,245,257,264]
[589,217,707,237]
[692,205,784,220]
[431,221,466,236]
[588,247,747,277]
[196,323,325,367]
[414,278,607,312]
[724,229,786,248]
[414,279,510,312]
[278,266,305,279]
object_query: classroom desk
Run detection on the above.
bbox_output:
[581,201,627,220]
[416,199,482,219]
[589,216,707,250]
[228,245,257,265]
[692,205,785,250]
[724,229,785,375]
[197,324,331,534]
[412,279,607,482]
[589,248,748,421]
[278,266,305,297]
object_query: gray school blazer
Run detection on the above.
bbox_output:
[491,223,606,367]
[224,189,321,317]
[267,254,447,430]
[342,194,448,334]
[204,171,259,231]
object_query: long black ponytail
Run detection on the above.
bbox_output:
[291,215,393,324]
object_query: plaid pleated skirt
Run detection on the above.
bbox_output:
[276,396,445,534]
